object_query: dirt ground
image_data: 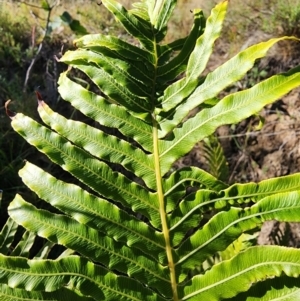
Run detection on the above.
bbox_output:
[175,32,300,246]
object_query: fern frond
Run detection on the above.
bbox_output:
[203,134,229,182]
[3,1,300,300]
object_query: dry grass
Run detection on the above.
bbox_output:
[1,0,299,46]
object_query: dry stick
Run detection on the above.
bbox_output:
[218,129,300,140]
[22,0,60,93]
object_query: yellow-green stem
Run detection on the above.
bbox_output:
[153,122,179,301]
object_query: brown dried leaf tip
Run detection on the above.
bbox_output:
[35,91,46,107]
[35,90,43,102]
[5,100,17,118]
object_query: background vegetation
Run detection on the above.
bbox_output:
[1,0,300,232]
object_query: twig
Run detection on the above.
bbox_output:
[23,0,60,93]
[23,42,43,93]
[218,129,300,140]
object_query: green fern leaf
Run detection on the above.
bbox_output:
[229,275,300,300]
[0,218,18,255]
[58,73,153,151]
[0,253,165,300]
[37,100,156,188]
[159,66,300,174]
[156,9,205,82]
[0,284,94,301]
[158,37,297,136]
[183,246,300,300]
[102,0,154,49]
[157,1,226,115]
[19,162,164,259]
[60,49,153,118]
[203,135,229,182]
[10,113,160,225]
[176,191,300,271]
[8,195,171,295]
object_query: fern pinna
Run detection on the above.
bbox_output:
[2,1,300,300]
